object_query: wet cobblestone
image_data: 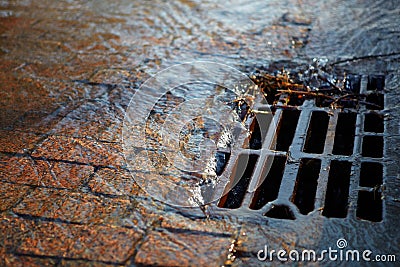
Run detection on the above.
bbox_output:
[1,156,94,188]
[88,168,143,197]
[134,228,232,266]
[0,182,31,212]
[16,220,141,263]
[13,188,139,226]
[0,130,44,153]
[32,136,125,167]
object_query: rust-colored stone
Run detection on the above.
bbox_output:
[13,188,141,227]
[17,220,141,263]
[0,130,44,153]
[0,182,31,211]
[0,156,93,189]
[134,228,232,266]
[32,135,125,167]
[88,167,143,197]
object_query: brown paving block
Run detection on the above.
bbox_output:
[134,228,232,266]
[0,247,7,266]
[17,221,141,263]
[0,214,36,251]
[13,188,145,228]
[63,54,123,80]
[0,156,93,189]
[50,101,122,142]
[13,110,63,134]
[59,259,121,267]
[160,213,238,235]
[32,135,125,167]
[35,160,94,189]
[2,254,58,267]
[105,84,136,111]
[0,75,63,123]
[89,69,132,86]
[0,182,31,211]
[0,109,25,130]
[67,225,140,263]
[0,130,44,153]
[0,156,40,185]
[17,221,75,257]
[88,168,143,196]
[51,117,121,143]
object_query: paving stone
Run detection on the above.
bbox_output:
[89,69,133,86]
[0,156,40,185]
[16,221,74,258]
[0,214,35,252]
[0,109,25,130]
[0,75,56,113]
[7,170,167,230]
[17,221,141,263]
[64,54,125,80]
[35,160,94,189]
[32,135,125,167]
[0,182,31,211]
[11,187,164,231]
[0,156,94,189]
[2,253,58,267]
[13,188,141,227]
[159,208,239,235]
[88,167,143,197]
[50,101,122,142]
[67,225,140,263]
[51,115,122,143]
[59,259,122,267]
[0,130,44,153]
[13,110,63,134]
[134,228,232,266]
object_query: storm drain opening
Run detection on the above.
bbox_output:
[359,162,383,188]
[250,156,286,210]
[365,93,384,110]
[247,110,272,150]
[264,204,295,220]
[364,113,384,133]
[322,161,352,218]
[291,159,321,215]
[332,112,357,155]
[248,117,262,149]
[303,111,329,154]
[346,74,362,94]
[367,75,385,91]
[357,191,382,222]
[218,154,259,209]
[212,73,387,224]
[215,152,231,176]
[273,110,301,151]
[362,136,383,158]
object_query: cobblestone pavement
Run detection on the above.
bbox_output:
[1,0,400,266]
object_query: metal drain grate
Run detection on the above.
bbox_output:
[214,74,386,223]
